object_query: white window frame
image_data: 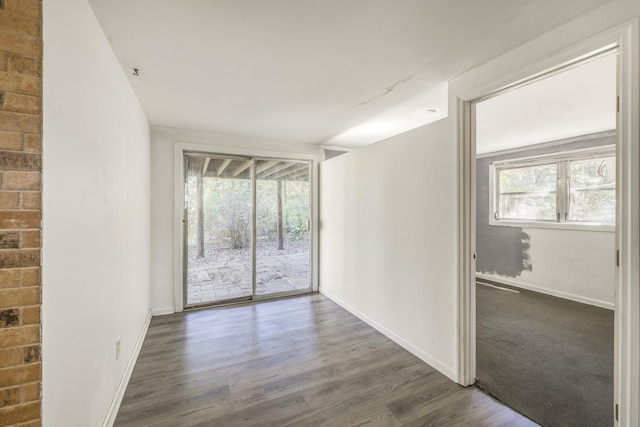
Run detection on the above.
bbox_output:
[489,145,615,232]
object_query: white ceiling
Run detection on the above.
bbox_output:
[88,0,610,148]
[476,53,617,155]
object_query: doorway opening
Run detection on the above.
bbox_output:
[459,23,640,426]
[184,154,312,307]
[470,49,618,426]
[474,51,617,426]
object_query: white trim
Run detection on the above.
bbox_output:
[173,140,320,312]
[476,273,614,310]
[151,306,175,316]
[319,286,458,382]
[615,18,640,427]
[102,309,152,427]
[457,98,476,385]
[173,143,185,312]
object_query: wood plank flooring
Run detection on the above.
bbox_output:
[115,294,537,426]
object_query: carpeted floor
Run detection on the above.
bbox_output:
[476,280,614,427]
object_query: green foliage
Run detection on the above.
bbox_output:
[206,178,251,249]
[499,164,556,193]
[497,156,616,223]
[569,157,616,223]
[256,179,310,242]
[187,174,310,251]
[287,217,307,240]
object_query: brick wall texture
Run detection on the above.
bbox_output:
[0,1,42,426]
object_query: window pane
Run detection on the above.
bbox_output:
[255,160,311,295]
[498,193,557,220]
[499,164,557,193]
[569,157,616,223]
[498,164,557,220]
[185,156,252,305]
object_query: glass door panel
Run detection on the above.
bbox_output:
[255,160,311,296]
[185,155,252,305]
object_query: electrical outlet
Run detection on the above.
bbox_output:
[115,337,121,360]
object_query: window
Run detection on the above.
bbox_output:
[568,157,616,223]
[491,148,615,229]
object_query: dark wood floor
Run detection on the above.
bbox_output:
[115,293,536,426]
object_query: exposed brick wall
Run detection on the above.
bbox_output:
[0,0,42,426]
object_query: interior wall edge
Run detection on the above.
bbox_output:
[318,118,458,382]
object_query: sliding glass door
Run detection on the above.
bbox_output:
[255,160,311,296]
[184,154,311,307]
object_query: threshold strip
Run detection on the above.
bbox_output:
[476,281,520,293]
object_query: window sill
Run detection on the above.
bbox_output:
[489,219,615,232]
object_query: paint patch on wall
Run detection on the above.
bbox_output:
[476,133,614,279]
[476,226,531,277]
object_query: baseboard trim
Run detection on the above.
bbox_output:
[151,306,175,316]
[102,309,152,427]
[476,273,615,310]
[319,286,458,382]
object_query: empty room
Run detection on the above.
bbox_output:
[1,1,639,426]
[474,53,616,426]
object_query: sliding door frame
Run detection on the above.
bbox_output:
[174,142,318,311]
[252,156,313,302]
[182,152,256,308]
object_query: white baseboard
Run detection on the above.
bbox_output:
[151,306,175,316]
[476,273,615,310]
[319,286,458,382]
[102,309,152,427]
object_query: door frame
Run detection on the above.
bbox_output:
[457,20,639,426]
[173,141,319,312]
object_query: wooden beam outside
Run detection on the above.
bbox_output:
[259,162,297,180]
[202,157,211,175]
[283,170,310,182]
[232,160,252,177]
[256,160,278,175]
[265,164,308,181]
[217,159,232,176]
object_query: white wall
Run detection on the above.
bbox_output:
[43,0,151,425]
[150,127,321,313]
[480,228,615,308]
[475,136,616,309]
[319,118,458,380]
[320,0,639,387]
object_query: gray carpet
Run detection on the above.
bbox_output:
[476,280,614,427]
